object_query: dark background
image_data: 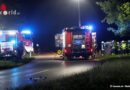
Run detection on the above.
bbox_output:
[0,0,118,52]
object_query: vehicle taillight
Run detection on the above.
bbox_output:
[90,49,93,53]
[64,49,67,53]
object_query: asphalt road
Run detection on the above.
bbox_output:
[0,53,101,90]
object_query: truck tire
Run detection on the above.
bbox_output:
[92,54,96,60]
[84,55,89,60]
[64,55,72,61]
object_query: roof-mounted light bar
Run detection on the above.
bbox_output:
[81,26,93,30]
[21,30,31,34]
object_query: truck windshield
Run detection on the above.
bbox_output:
[8,35,17,42]
[0,34,6,42]
[73,35,85,39]
[0,34,17,42]
[73,35,85,45]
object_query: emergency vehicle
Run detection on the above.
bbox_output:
[0,30,33,58]
[55,26,97,60]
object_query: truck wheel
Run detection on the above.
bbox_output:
[64,55,72,61]
[92,54,96,60]
[84,56,89,60]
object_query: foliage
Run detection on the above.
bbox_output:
[96,0,130,37]
[0,57,34,70]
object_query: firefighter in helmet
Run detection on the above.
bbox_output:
[128,40,130,54]
[121,40,127,54]
[111,40,116,55]
[117,42,121,54]
[101,41,105,56]
[93,44,97,58]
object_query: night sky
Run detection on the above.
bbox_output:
[0,0,117,52]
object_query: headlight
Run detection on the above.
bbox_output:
[68,44,71,47]
[81,45,85,49]
[0,32,2,35]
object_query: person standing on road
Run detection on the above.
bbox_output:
[111,40,116,55]
[117,42,121,54]
[101,41,105,56]
[128,40,130,54]
[121,41,127,54]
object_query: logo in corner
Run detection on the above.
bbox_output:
[0,3,20,16]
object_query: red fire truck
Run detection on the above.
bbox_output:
[0,30,33,59]
[55,26,97,60]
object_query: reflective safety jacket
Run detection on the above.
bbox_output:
[128,44,130,50]
[121,43,126,50]
[117,45,121,51]
[112,43,116,49]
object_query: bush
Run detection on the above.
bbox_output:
[0,57,34,70]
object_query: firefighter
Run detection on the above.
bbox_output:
[92,44,97,58]
[101,41,105,56]
[121,41,127,54]
[111,40,116,55]
[128,40,130,54]
[117,42,121,54]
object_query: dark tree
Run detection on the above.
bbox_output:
[96,0,130,37]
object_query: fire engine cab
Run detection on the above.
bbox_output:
[55,26,97,60]
[0,30,33,58]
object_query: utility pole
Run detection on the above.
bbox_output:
[77,0,81,27]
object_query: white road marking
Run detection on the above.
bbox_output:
[26,70,49,76]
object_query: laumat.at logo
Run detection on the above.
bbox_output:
[0,3,20,16]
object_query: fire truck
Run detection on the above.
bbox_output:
[55,26,97,60]
[0,30,33,59]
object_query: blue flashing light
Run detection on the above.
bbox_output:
[21,30,31,34]
[81,25,93,30]
[88,26,93,30]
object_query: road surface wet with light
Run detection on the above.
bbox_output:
[0,53,102,90]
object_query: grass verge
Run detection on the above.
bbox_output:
[18,55,130,90]
[0,56,34,70]
[99,54,130,61]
